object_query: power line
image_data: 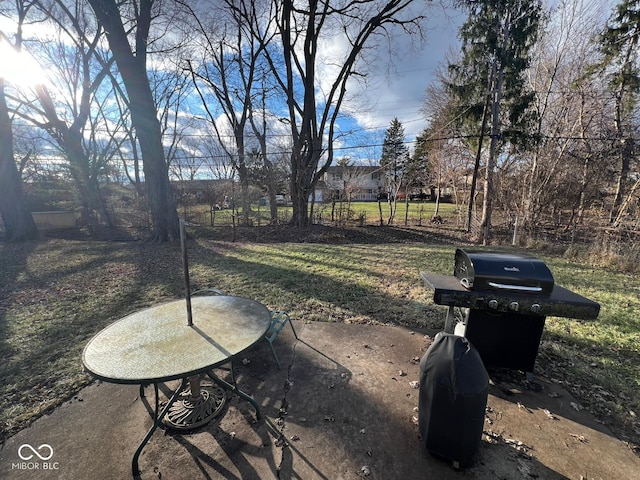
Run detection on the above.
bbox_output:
[27,131,635,166]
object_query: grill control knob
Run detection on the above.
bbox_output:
[488,299,499,310]
[509,302,520,312]
[531,303,542,314]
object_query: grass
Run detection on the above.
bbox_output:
[185,200,460,227]
[1,224,639,450]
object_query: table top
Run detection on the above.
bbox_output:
[82,295,272,384]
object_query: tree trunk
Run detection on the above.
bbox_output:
[0,80,38,242]
[524,150,539,226]
[290,186,311,227]
[608,31,637,223]
[35,85,113,227]
[264,157,278,224]
[289,149,319,227]
[576,155,590,226]
[609,138,632,223]
[434,165,442,217]
[387,197,396,225]
[613,175,640,227]
[478,46,505,246]
[88,0,179,241]
[576,91,593,227]
[404,186,409,226]
[123,58,179,240]
[467,91,491,233]
[231,130,252,226]
[66,133,112,227]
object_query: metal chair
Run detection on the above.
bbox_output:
[194,288,296,369]
[265,310,298,369]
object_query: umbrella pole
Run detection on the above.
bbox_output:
[180,218,193,326]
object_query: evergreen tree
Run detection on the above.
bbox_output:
[595,0,640,224]
[448,0,542,243]
[409,129,434,196]
[403,129,433,225]
[380,118,409,224]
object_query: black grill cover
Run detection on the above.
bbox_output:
[419,333,489,466]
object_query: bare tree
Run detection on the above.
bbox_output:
[87,0,180,241]
[325,158,368,224]
[154,68,195,173]
[182,0,276,226]
[595,0,640,225]
[6,0,118,226]
[250,0,426,227]
[523,0,605,234]
[247,81,290,224]
[199,134,235,181]
[421,66,474,224]
[1,72,40,241]
[0,6,39,242]
[98,74,146,197]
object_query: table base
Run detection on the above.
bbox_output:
[163,378,226,430]
[133,362,262,478]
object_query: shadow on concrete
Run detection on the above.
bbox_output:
[2,322,639,480]
[137,322,568,480]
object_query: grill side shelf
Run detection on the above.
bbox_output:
[420,273,600,320]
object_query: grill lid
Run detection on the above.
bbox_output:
[454,249,554,296]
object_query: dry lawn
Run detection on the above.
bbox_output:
[1,224,638,455]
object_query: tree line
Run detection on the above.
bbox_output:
[425,0,640,244]
[0,0,638,244]
[376,0,640,244]
[0,0,426,241]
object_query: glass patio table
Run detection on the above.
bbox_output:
[82,295,272,478]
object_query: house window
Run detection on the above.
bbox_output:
[331,173,343,181]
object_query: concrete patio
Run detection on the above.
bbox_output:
[1,320,639,479]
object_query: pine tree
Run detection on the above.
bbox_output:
[448,0,542,243]
[595,0,640,224]
[380,118,409,225]
[409,130,432,191]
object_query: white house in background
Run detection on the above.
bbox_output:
[316,165,385,202]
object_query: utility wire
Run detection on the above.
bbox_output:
[27,130,633,165]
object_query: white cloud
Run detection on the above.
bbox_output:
[340,5,463,141]
[307,1,463,160]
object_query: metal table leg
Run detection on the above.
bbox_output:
[132,378,187,478]
[207,360,262,420]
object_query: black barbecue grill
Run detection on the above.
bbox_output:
[421,249,600,381]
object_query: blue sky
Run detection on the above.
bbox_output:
[8,1,618,171]
[333,0,618,165]
[328,2,464,164]
[0,2,461,171]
